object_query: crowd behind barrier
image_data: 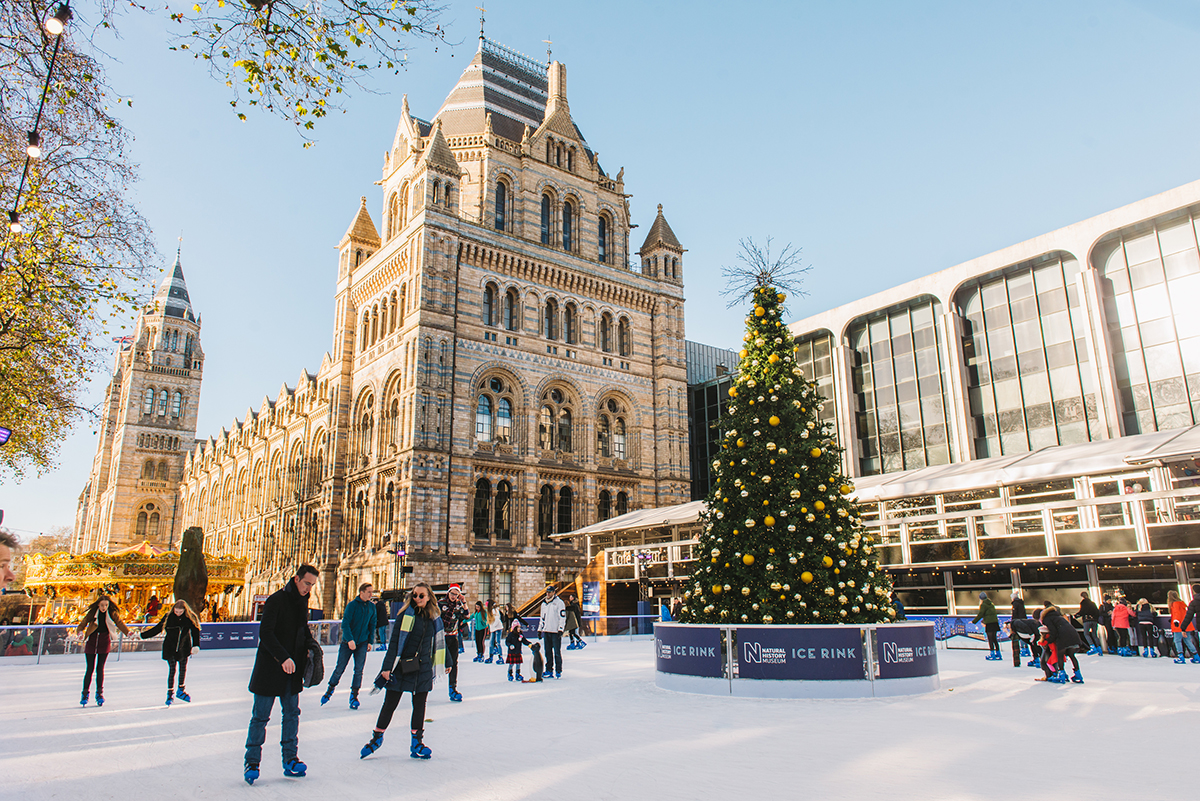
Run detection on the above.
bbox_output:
[0,615,661,665]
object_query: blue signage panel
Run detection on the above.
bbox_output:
[876,625,938,679]
[736,626,865,680]
[199,622,260,649]
[581,582,601,614]
[655,624,724,678]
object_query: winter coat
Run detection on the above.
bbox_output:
[564,600,582,631]
[1079,598,1100,622]
[248,579,316,697]
[1136,605,1158,625]
[472,611,487,632]
[380,608,446,694]
[506,628,532,657]
[441,598,468,639]
[1180,597,1200,632]
[78,608,132,656]
[1010,617,1041,642]
[340,596,376,646]
[1011,598,1027,620]
[1042,608,1082,650]
[488,609,504,633]
[1111,603,1132,628]
[140,611,200,661]
[1099,602,1114,625]
[972,598,999,627]
[539,595,566,634]
[1170,601,1195,633]
[375,600,389,629]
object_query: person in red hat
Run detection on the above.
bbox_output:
[439,584,469,702]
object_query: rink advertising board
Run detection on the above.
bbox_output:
[655,625,723,678]
[875,625,938,679]
[199,622,260,649]
[736,626,865,681]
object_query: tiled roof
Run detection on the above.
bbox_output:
[342,196,381,245]
[639,204,683,253]
[153,249,195,322]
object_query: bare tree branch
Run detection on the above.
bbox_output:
[720,236,810,309]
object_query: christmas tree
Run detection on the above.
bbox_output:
[680,253,895,625]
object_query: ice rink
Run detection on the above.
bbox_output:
[2,638,1197,800]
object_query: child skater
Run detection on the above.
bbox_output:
[506,619,532,682]
[140,599,201,705]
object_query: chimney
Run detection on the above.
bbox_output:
[545,61,569,117]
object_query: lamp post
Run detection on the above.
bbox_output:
[389,541,407,591]
[2,3,72,271]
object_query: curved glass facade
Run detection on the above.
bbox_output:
[849,298,953,475]
[958,252,1100,457]
[1095,208,1200,434]
[792,331,838,440]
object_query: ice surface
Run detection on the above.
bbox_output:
[2,640,1196,800]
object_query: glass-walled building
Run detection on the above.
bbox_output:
[685,340,739,501]
[784,180,1200,617]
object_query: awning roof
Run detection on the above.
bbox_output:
[851,425,1200,503]
[552,499,707,539]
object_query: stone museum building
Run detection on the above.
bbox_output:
[79,38,690,615]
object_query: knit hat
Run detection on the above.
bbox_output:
[510,620,521,630]
[978,591,988,600]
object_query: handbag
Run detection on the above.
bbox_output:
[400,655,420,674]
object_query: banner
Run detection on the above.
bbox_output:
[581,582,601,614]
[199,622,260,649]
[909,615,1012,645]
[654,624,724,678]
[735,626,865,681]
[875,625,938,679]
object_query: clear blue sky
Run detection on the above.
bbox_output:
[4,0,1200,540]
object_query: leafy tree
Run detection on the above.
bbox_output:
[165,0,447,139]
[0,2,153,479]
[680,242,895,625]
[10,525,73,589]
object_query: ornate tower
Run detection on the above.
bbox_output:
[73,250,204,553]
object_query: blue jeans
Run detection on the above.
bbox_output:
[245,692,300,766]
[327,641,368,692]
[376,625,388,646]
[489,630,502,658]
[1174,631,1199,658]
[542,632,563,674]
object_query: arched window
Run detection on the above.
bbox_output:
[598,215,608,263]
[600,313,613,353]
[142,459,155,479]
[539,405,555,450]
[148,512,160,539]
[361,311,370,352]
[389,291,398,333]
[384,482,395,543]
[598,489,611,521]
[355,249,363,268]
[494,480,512,540]
[672,258,679,278]
[476,394,493,442]
[171,391,183,417]
[444,183,453,209]
[157,461,169,481]
[136,511,148,537]
[380,300,389,337]
[613,418,627,460]
[170,329,178,351]
[540,193,551,245]
[387,192,399,239]
[567,148,574,172]
[564,303,577,345]
[562,200,573,251]
[494,181,506,231]
[472,478,491,539]
[557,486,572,534]
[355,491,366,550]
[143,388,154,415]
[497,398,513,443]
[157,389,168,416]
[538,485,555,539]
[504,289,518,331]
[544,299,558,340]
[616,491,629,516]
[618,317,631,357]
[483,284,497,326]
[538,388,573,452]
[432,180,441,204]
[399,285,407,326]
[371,304,379,345]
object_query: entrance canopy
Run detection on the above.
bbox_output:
[552,499,706,539]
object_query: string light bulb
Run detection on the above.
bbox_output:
[8,211,20,234]
[44,3,71,35]
[26,131,41,159]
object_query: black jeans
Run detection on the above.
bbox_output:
[167,656,188,688]
[83,652,108,693]
[542,632,563,673]
[474,630,486,658]
[985,623,1000,652]
[1083,622,1101,650]
[1138,622,1155,651]
[375,689,428,732]
[444,635,459,689]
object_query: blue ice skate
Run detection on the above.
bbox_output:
[243,763,259,785]
[410,732,432,759]
[282,758,307,778]
[360,731,383,759]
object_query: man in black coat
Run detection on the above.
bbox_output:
[243,565,319,785]
[1042,606,1084,683]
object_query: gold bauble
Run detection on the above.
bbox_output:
[754,306,766,317]
[712,584,723,595]
[728,387,738,398]
[742,554,755,566]
[739,349,748,358]
[810,447,822,457]
[801,571,814,583]
[737,438,745,448]
[768,415,780,426]
[814,501,825,511]
[768,353,780,365]
[822,556,834,568]
[764,516,776,527]
[840,484,853,495]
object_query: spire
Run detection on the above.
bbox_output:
[153,246,195,322]
[639,204,684,254]
[420,118,461,175]
[341,196,381,246]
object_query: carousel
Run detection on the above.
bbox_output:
[23,542,248,624]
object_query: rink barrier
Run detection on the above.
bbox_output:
[0,615,659,665]
[654,622,939,698]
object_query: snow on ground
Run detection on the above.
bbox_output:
[2,640,1198,800]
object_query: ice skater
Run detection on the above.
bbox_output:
[471,601,487,662]
[76,595,132,707]
[1041,605,1083,684]
[140,599,201,704]
[505,619,532,682]
[1135,598,1159,658]
[972,591,1001,660]
[360,582,447,761]
[322,581,376,710]
[564,592,586,650]
[538,585,566,677]
[440,584,469,701]
[486,600,503,663]
[243,565,320,785]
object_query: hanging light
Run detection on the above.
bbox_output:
[26,132,41,159]
[44,3,71,36]
[8,211,20,234]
